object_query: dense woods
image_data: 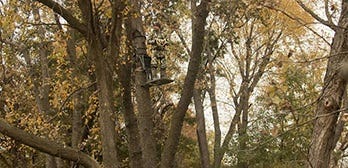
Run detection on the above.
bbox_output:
[1,0,348,168]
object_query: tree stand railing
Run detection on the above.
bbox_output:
[137,53,173,87]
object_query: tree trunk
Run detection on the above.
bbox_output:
[119,65,143,168]
[66,30,86,168]
[160,1,210,167]
[106,1,144,167]
[78,0,120,167]
[330,93,348,168]
[206,48,222,168]
[237,89,250,168]
[28,0,121,167]
[118,51,143,167]
[193,89,211,168]
[90,41,120,168]
[127,1,158,167]
[308,2,348,167]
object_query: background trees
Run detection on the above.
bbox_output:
[0,0,346,168]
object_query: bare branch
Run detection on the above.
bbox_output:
[24,22,70,27]
[35,0,87,36]
[264,4,331,45]
[249,32,282,90]
[295,51,348,63]
[175,30,191,56]
[295,0,338,30]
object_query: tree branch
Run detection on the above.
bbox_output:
[35,0,88,36]
[0,119,100,168]
[295,0,338,30]
[324,0,335,26]
[263,4,331,45]
[175,30,191,56]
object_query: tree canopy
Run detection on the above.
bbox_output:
[0,0,347,168]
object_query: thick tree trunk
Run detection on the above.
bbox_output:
[90,41,120,168]
[107,1,144,167]
[308,2,348,167]
[78,0,120,167]
[193,89,211,168]
[119,60,143,168]
[160,1,209,167]
[128,1,158,167]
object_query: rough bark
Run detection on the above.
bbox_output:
[160,1,210,167]
[308,2,348,167]
[193,89,211,168]
[119,63,143,168]
[0,119,100,168]
[107,1,144,167]
[118,39,143,168]
[127,1,158,167]
[90,41,120,168]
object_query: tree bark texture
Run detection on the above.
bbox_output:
[308,1,348,167]
[128,1,158,167]
[117,35,143,168]
[119,62,143,168]
[90,40,120,168]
